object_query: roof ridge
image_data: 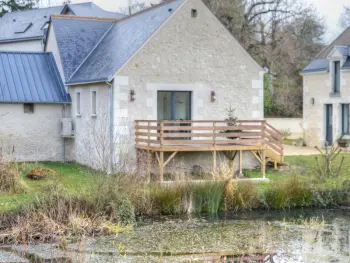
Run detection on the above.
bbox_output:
[50,14,120,22]
[316,26,350,59]
[3,2,95,15]
[66,23,116,83]
[113,0,179,24]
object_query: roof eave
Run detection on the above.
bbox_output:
[0,36,42,43]
[66,78,109,86]
[300,69,328,75]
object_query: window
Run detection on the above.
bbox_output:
[342,104,350,135]
[76,92,81,116]
[23,103,34,114]
[333,61,340,93]
[91,91,97,116]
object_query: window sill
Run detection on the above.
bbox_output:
[76,114,82,118]
[91,114,97,118]
[330,92,341,97]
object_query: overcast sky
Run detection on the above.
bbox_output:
[64,0,348,44]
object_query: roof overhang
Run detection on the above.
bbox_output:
[0,36,42,43]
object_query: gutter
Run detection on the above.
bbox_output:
[106,80,114,174]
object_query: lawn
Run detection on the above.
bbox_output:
[245,153,350,188]
[1,153,350,213]
[0,162,97,212]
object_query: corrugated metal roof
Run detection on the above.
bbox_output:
[67,0,185,84]
[52,18,114,80]
[0,51,70,103]
[0,2,125,43]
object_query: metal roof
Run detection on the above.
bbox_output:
[52,18,114,80]
[67,0,185,84]
[0,3,125,43]
[0,51,70,103]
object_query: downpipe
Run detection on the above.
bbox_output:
[106,81,114,175]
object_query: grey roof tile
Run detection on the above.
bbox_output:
[0,2,125,43]
[67,0,185,84]
[301,58,329,73]
[0,51,70,103]
[52,18,114,80]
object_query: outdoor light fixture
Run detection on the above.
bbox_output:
[211,91,216,102]
[311,97,315,105]
[130,90,136,102]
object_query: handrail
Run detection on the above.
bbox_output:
[135,120,283,157]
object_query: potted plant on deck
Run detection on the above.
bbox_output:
[337,135,350,148]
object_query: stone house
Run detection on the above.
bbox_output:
[301,27,350,147]
[0,0,284,178]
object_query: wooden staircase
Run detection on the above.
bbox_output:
[264,123,284,167]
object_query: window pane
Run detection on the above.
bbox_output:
[173,92,191,121]
[92,91,97,115]
[343,104,350,134]
[157,91,171,120]
[77,92,81,115]
[334,61,340,93]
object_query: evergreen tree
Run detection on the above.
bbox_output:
[0,0,37,17]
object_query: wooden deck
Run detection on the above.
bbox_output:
[135,120,284,182]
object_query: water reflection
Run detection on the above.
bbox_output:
[68,209,350,263]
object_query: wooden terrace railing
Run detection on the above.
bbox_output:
[135,120,283,156]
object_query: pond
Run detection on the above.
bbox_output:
[1,209,350,262]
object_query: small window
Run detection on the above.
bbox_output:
[333,61,340,93]
[91,91,97,116]
[342,104,350,135]
[76,92,81,116]
[24,103,34,114]
[191,9,197,17]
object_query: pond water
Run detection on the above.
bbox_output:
[68,209,350,262]
[1,209,349,262]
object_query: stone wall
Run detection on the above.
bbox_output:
[0,103,65,161]
[0,40,42,52]
[303,71,350,147]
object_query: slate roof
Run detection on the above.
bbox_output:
[52,18,114,80]
[302,27,350,74]
[56,0,185,84]
[0,2,125,43]
[0,51,70,103]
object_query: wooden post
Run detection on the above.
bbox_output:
[147,121,150,147]
[231,151,236,177]
[239,150,243,176]
[261,150,266,178]
[274,160,277,170]
[159,151,164,183]
[213,121,216,146]
[147,150,151,182]
[160,121,164,148]
[212,150,217,178]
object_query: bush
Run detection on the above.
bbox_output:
[27,168,57,180]
[263,175,312,208]
[115,198,135,225]
[0,162,25,193]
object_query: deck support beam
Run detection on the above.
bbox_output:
[147,150,151,182]
[159,151,164,182]
[212,150,217,178]
[239,150,243,176]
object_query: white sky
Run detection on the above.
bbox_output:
[62,0,348,44]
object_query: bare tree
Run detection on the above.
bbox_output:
[340,6,350,29]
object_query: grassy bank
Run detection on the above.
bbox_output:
[0,155,349,244]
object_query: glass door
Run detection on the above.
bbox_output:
[325,104,333,145]
[157,91,191,121]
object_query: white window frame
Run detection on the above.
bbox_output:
[91,90,97,117]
